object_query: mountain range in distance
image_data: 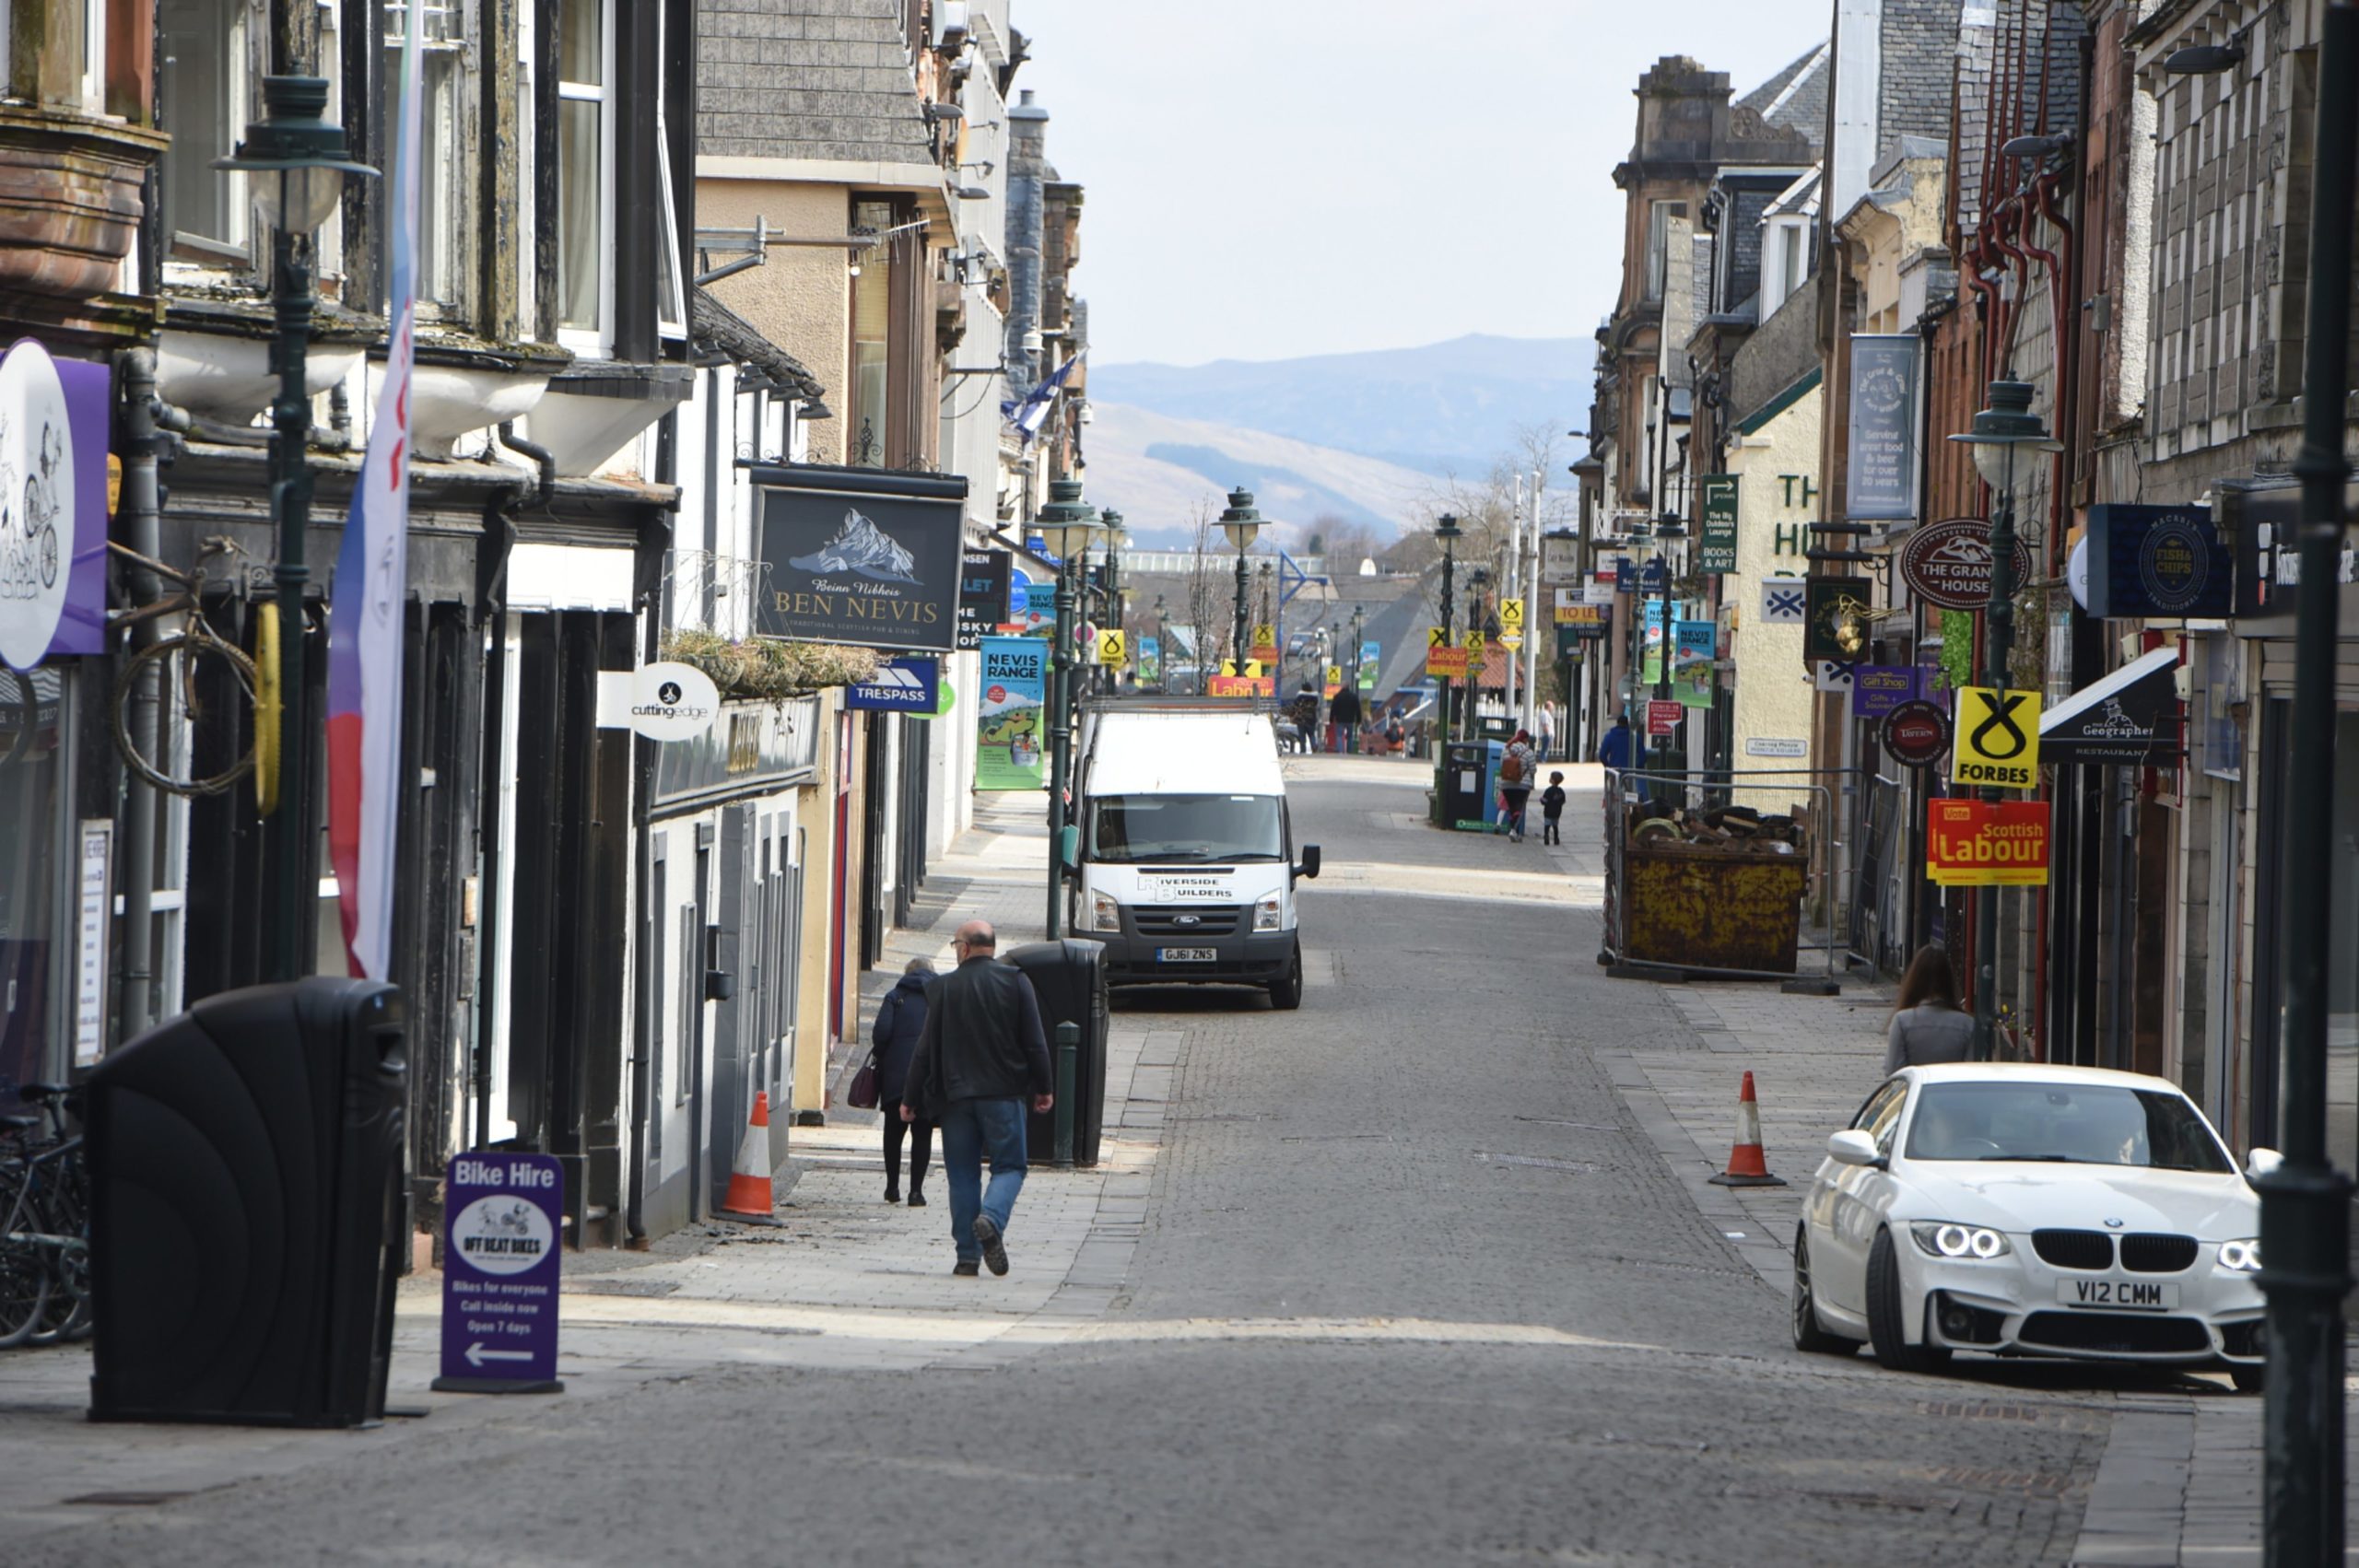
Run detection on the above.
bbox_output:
[1083,333,1591,548]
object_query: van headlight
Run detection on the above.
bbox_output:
[1253,894,1283,931]
[2218,1239,2262,1272]
[1909,1222,2011,1259]
[1090,892,1121,932]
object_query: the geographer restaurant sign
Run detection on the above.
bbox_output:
[1900,517,2037,613]
[435,1152,565,1394]
[755,466,966,654]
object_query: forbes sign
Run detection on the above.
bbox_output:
[755,466,967,654]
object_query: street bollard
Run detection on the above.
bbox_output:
[1053,1021,1078,1169]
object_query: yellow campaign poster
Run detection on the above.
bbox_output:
[1951,685,2042,790]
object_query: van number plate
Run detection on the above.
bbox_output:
[1157,947,1216,963]
[2059,1279,2177,1310]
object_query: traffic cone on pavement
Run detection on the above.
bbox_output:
[1708,1071,1788,1188]
[719,1092,784,1224]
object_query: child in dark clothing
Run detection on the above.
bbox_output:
[1540,771,1567,845]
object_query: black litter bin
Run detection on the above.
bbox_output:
[1443,742,1490,828]
[1003,940,1109,1167]
[86,978,407,1427]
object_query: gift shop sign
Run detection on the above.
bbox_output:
[1899,518,2037,613]
[435,1153,565,1393]
[0,340,110,671]
[1926,799,2050,887]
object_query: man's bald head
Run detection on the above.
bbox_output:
[954,920,997,956]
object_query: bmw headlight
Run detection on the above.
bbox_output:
[1253,894,1283,931]
[2218,1239,2262,1272]
[1909,1222,2011,1260]
[1090,892,1121,932]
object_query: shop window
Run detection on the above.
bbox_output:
[556,0,612,347]
[849,199,894,467]
[157,0,264,269]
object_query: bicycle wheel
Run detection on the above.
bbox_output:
[0,1169,48,1350]
[111,626,259,798]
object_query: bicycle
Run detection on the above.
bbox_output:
[0,1083,89,1350]
[108,536,262,798]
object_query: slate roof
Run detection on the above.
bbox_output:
[697,0,933,167]
[1737,42,1830,149]
[691,287,826,398]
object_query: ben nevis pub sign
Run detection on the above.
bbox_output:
[753,464,968,654]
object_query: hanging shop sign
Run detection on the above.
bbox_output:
[976,636,1047,790]
[1845,334,1921,521]
[1802,577,1875,663]
[957,548,1013,649]
[845,655,944,714]
[0,340,110,671]
[1697,474,1740,574]
[1951,685,2042,789]
[2228,479,2359,628]
[1880,699,1952,767]
[1540,530,1583,584]
[623,661,721,742]
[2037,645,2180,766]
[1926,799,2050,887]
[1898,517,2037,612]
[752,465,966,653]
[1850,664,1921,720]
[437,1152,566,1393]
[1758,578,1808,625]
[2085,503,2232,618]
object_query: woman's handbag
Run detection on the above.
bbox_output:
[847,1053,880,1110]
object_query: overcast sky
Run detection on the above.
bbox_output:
[1009,0,1831,368]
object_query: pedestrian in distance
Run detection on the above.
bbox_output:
[1596,713,1635,773]
[872,958,935,1206]
[1496,729,1538,841]
[1540,770,1567,846]
[1537,703,1556,762]
[1884,943,1976,1072]
[901,919,1053,1277]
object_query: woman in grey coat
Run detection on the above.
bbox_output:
[1884,944,1975,1071]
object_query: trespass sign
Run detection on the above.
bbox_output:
[1951,685,2041,789]
[1926,800,2050,886]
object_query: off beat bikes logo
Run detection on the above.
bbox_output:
[0,341,74,671]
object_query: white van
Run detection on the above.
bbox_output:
[1070,698,1321,1008]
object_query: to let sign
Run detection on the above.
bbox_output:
[1926,799,2050,886]
[436,1152,565,1394]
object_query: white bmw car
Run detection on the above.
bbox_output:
[1791,1063,2268,1387]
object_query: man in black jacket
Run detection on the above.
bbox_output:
[900,919,1052,1276]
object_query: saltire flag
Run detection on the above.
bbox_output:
[1001,351,1083,443]
[327,0,424,978]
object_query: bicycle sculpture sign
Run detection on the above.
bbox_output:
[0,339,107,671]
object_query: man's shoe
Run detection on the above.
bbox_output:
[973,1214,1009,1276]
[907,1191,928,1207]
[884,1189,900,1204]
[952,1259,980,1277]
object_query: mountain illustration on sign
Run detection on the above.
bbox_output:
[790,508,921,583]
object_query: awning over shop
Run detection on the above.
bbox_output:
[2038,645,2180,765]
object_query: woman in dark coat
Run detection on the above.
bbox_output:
[873,959,935,1204]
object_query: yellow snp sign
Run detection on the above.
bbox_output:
[1425,626,1466,679]
[1952,685,2042,789]
[1097,629,1125,666]
[1462,628,1486,658]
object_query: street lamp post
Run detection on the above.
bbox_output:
[1431,514,1462,823]
[1649,515,1685,784]
[1348,605,1366,753]
[1947,380,2060,1064]
[216,75,377,984]
[1220,488,1262,675]
[1153,592,1168,689]
[1099,508,1126,693]
[1034,478,1101,939]
[1465,567,1490,742]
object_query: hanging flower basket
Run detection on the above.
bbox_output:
[662,629,879,701]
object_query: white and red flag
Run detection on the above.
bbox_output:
[327,0,424,978]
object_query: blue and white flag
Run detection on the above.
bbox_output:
[1002,352,1084,444]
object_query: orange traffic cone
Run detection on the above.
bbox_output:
[718,1092,784,1223]
[1708,1071,1787,1188]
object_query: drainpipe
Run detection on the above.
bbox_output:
[114,348,188,1038]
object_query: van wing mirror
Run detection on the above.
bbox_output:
[1296,844,1321,880]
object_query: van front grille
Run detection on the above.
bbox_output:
[1132,905,1241,938]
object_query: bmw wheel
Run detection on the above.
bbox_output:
[1791,1225,1860,1355]
[1866,1227,1952,1375]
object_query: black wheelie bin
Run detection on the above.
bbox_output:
[1004,939,1110,1167]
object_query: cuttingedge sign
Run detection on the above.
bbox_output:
[1951,685,2042,789]
[755,468,966,653]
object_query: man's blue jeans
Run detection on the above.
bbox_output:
[937,1097,1027,1263]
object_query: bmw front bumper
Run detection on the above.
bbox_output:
[1908,1245,2265,1365]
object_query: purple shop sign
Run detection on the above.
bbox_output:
[0,340,111,671]
[435,1152,566,1394]
[1850,664,1921,720]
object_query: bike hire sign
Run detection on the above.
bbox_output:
[0,339,110,670]
[1952,685,2042,789]
[1926,799,2050,887]
[437,1152,565,1393]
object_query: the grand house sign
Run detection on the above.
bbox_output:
[752,464,968,655]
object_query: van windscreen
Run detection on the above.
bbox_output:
[1088,794,1284,863]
